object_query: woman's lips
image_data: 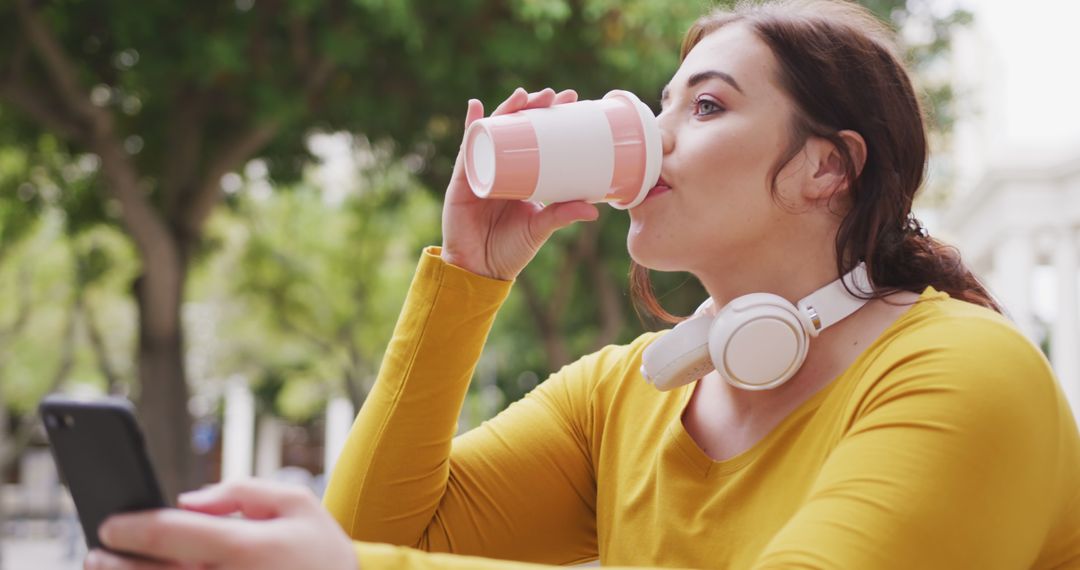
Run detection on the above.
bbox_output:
[646,176,673,199]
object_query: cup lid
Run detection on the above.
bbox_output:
[602,90,662,209]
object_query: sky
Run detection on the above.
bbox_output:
[949,0,1080,189]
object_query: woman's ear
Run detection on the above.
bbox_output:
[803,130,867,202]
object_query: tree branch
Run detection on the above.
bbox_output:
[13,0,104,129]
[0,292,78,468]
[12,0,181,340]
[95,137,183,339]
[83,293,126,394]
[305,57,336,102]
[343,344,368,411]
[587,250,624,351]
[550,224,597,316]
[264,288,336,354]
[517,273,569,369]
[161,88,210,216]
[183,123,279,240]
[289,15,312,69]
[0,262,34,346]
[0,79,87,142]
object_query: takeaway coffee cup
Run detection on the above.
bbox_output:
[463,90,662,209]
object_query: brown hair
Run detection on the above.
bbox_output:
[631,0,1000,324]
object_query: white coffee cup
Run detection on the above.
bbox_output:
[463,90,662,209]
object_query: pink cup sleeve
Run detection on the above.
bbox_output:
[601,97,649,205]
[466,116,540,200]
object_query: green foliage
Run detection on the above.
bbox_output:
[188,141,441,420]
[0,208,138,412]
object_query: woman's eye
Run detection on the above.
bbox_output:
[693,98,723,116]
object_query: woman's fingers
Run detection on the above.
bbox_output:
[491,87,529,116]
[97,481,321,563]
[449,99,486,192]
[491,87,563,117]
[178,479,315,519]
[98,509,243,564]
[463,98,484,129]
[553,88,578,105]
[522,87,557,110]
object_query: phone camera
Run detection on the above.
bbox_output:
[45,414,75,429]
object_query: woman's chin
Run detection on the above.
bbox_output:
[626,232,681,272]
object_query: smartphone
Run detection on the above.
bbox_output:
[39,395,168,552]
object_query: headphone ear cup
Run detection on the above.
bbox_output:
[640,313,716,391]
[707,293,809,391]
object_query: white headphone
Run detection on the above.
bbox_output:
[640,263,872,392]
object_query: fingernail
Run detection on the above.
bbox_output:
[98,521,113,545]
[86,550,102,569]
[178,488,212,504]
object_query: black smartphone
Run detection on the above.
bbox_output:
[39,395,168,552]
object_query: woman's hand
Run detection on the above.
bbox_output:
[441,87,600,280]
[85,479,358,570]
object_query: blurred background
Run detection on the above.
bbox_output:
[0,0,1076,567]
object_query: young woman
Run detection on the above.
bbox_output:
[88,1,1080,569]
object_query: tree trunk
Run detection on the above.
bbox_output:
[133,260,193,502]
[516,273,570,370]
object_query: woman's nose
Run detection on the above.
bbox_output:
[655,110,674,155]
[659,123,674,155]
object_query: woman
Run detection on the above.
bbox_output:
[89,1,1080,569]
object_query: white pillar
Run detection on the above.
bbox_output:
[1052,226,1080,415]
[255,416,284,479]
[222,379,255,481]
[20,449,59,514]
[323,397,355,476]
[993,231,1038,341]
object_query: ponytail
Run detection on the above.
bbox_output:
[856,216,1001,312]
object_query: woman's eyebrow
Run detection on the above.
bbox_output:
[660,69,745,104]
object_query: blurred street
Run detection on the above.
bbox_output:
[1,515,83,570]
[2,536,82,570]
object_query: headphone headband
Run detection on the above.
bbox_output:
[796,262,871,337]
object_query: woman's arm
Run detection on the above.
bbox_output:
[752,316,1073,569]
[324,85,603,563]
[322,247,601,565]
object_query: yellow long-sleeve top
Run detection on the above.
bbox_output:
[324,247,1080,569]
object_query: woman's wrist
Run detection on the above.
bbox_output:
[439,246,507,281]
[426,247,514,292]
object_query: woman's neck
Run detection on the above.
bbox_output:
[696,248,841,310]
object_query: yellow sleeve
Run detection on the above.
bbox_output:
[323,247,602,567]
[753,315,1070,569]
